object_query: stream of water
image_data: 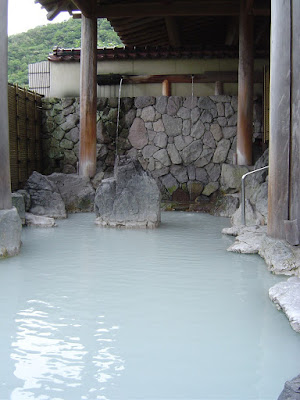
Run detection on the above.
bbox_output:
[0,212,299,400]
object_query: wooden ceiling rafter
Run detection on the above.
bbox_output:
[165,17,181,47]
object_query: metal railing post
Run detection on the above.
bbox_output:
[241,166,269,225]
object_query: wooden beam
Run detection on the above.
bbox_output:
[237,0,254,166]
[72,0,95,18]
[79,13,97,178]
[165,17,181,47]
[97,71,263,85]
[46,0,70,20]
[0,0,12,209]
[97,1,241,18]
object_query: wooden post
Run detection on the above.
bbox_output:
[268,0,291,239]
[79,14,97,178]
[162,79,171,96]
[268,0,300,241]
[237,0,254,166]
[290,0,300,240]
[214,81,224,95]
[0,0,12,210]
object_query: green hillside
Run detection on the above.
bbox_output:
[8,18,123,86]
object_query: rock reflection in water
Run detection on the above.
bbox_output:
[11,299,124,400]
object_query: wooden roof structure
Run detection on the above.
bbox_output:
[36,0,270,52]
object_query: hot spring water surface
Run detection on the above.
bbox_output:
[0,212,299,400]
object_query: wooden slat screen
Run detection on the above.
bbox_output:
[8,84,43,191]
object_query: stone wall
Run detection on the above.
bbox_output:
[41,95,263,201]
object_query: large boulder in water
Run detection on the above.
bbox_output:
[25,172,67,219]
[277,374,300,400]
[47,173,95,212]
[94,156,161,228]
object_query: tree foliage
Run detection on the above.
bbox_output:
[8,18,123,86]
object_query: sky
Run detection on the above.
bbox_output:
[8,0,70,36]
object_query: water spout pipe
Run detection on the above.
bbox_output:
[241,166,269,225]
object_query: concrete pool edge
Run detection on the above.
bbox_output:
[222,224,300,334]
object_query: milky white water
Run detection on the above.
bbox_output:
[0,212,299,400]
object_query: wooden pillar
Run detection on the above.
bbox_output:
[79,14,97,178]
[162,79,171,96]
[0,0,12,210]
[290,0,300,238]
[214,81,224,95]
[237,0,254,166]
[268,0,300,240]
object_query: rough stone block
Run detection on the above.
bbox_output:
[220,164,249,193]
[0,208,22,258]
[94,156,161,228]
[12,193,26,225]
[277,373,300,400]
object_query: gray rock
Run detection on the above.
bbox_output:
[200,110,213,123]
[221,164,249,192]
[210,123,223,141]
[153,148,171,166]
[91,171,105,189]
[209,95,232,103]
[182,119,191,136]
[225,103,234,118]
[270,278,300,334]
[231,96,238,111]
[167,144,182,164]
[195,147,214,167]
[53,127,65,141]
[65,127,79,143]
[195,168,209,184]
[141,106,156,122]
[125,109,136,127]
[12,193,26,225]
[17,189,31,211]
[128,118,148,149]
[213,139,231,163]
[259,236,300,276]
[174,135,193,151]
[155,96,168,114]
[142,144,159,159]
[277,374,300,400]
[202,182,219,196]
[170,165,188,183]
[94,156,161,228]
[153,119,165,132]
[187,181,203,200]
[203,131,216,148]
[177,107,190,119]
[250,181,268,223]
[167,96,182,116]
[25,213,56,228]
[191,120,205,139]
[48,173,95,212]
[222,126,237,139]
[231,200,264,226]
[135,96,155,109]
[108,98,118,108]
[60,139,74,150]
[198,97,216,110]
[228,112,238,126]
[217,117,228,127]
[191,107,200,123]
[153,132,168,148]
[215,194,240,217]
[161,173,178,194]
[181,140,203,165]
[0,208,22,258]
[205,163,221,182]
[187,165,196,180]
[162,114,183,136]
[227,228,266,254]
[216,103,225,117]
[25,172,67,218]
[60,114,79,132]
[183,96,198,109]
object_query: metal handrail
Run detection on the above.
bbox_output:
[241,166,269,225]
